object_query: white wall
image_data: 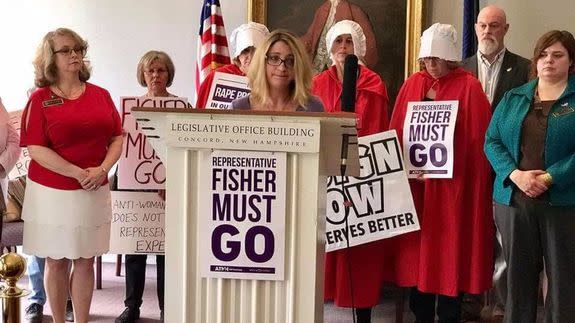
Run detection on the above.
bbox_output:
[0,0,248,111]
[486,0,575,59]
[426,0,575,60]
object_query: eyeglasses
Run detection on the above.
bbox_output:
[53,46,86,57]
[422,57,441,63]
[266,55,295,69]
[144,68,168,76]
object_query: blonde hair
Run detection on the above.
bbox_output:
[33,28,91,88]
[136,50,176,87]
[247,30,313,109]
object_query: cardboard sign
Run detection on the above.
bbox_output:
[205,72,250,110]
[7,110,29,179]
[109,191,165,255]
[325,130,420,252]
[117,96,189,189]
[200,150,287,280]
[403,100,459,178]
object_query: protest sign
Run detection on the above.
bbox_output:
[325,130,419,252]
[402,100,458,178]
[109,191,165,255]
[7,110,29,179]
[205,72,250,110]
[200,150,286,280]
[117,96,189,189]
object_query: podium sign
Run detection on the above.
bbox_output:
[166,117,320,153]
[132,107,358,323]
[200,150,287,280]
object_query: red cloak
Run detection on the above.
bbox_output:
[196,64,244,109]
[313,65,389,137]
[387,68,494,296]
[313,65,391,307]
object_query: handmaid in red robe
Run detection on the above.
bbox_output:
[387,67,494,297]
[196,64,244,109]
[313,64,391,308]
[313,65,389,136]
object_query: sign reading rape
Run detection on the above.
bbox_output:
[109,191,165,254]
[205,72,250,110]
[403,101,459,178]
[325,131,419,252]
[200,150,286,280]
[118,96,189,189]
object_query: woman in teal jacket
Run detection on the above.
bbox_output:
[484,30,575,323]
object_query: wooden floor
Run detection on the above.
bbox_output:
[15,260,541,322]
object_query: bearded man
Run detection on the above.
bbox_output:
[462,5,530,111]
[460,5,530,322]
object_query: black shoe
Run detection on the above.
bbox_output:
[160,310,164,321]
[115,307,140,323]
[25,303,44,323]
[65,299,75,322]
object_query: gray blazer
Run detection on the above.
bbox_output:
[462,50,531,111]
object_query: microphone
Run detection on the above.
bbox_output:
[340,133,351,176]
[341,54,359,112]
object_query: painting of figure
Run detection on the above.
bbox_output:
[253,0,409,102]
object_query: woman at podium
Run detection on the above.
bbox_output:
[312,19,389,323]
[388,23,493,323]
[196,22,269,109]
[231,30,324,112]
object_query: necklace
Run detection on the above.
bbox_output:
[55,83,85,99]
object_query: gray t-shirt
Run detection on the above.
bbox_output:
[231,95,325,112]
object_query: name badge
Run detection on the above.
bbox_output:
[552,104,575,117]
[42,98,64,107]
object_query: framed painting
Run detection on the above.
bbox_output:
[248,0,424,103]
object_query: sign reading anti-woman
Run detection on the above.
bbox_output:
[403,101,458,178]
[200,150,287,280]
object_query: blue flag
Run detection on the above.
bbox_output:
[462,0,479,59]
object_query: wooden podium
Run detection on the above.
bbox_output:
[132,108,358,323]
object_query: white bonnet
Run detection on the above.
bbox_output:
[325,20,366,63]
[418,23,460,62]
[229,22,270,59]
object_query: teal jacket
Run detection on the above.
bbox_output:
[484,75,575,206]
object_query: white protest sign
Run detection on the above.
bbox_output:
[402,100,458,178]
[109,191,165,255]
[200,150,286,280]
[325,130,420,252]
[118,96,189,189]
[205,72,250,110]
[7,110,29,179]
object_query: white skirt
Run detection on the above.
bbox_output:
[22,179,112,259]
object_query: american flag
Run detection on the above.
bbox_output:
[195,0,231,98]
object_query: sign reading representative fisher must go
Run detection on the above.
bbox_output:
[403,100,459,178]
[200,150,287,280]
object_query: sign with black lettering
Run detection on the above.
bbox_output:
[7,110,29,179]
[403,101,458,178]
[109,191,165,254]
[325,131,419,251]
[205,72,250,110]
[200,150,286,280]
[118,96,189,189]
